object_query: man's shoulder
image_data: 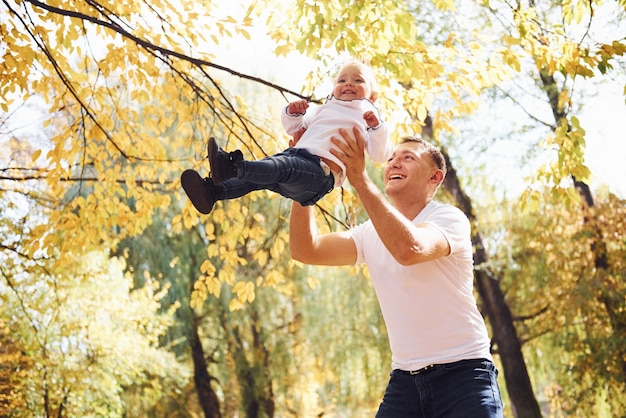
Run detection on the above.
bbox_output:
[420,201,471,235]
[349,218,376,238]
[423,200,466,219]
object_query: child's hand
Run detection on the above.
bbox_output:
[363,111,379,128]
[288,99,309,115]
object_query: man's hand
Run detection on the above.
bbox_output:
[363,110,379,128]
[287,99,309,115]
[330,127,368,188]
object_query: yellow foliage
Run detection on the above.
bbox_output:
[3,0,624,324]
[307,276,321,290]
[264,270,284,287]
[557,90,571,110]
[233,281,256,304]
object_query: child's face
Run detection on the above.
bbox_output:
[332,64,374,101]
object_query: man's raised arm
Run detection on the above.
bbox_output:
[289,202,357,267]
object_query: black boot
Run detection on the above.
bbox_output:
[181,169,219,214]
[207,137,243,185]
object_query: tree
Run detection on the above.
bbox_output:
[3,0,625,416]
[0,241,186,416]
[118,215,219,417]
[262,0,625,416]
[495,189,626,416]
[0,319,31,417]
[2,2,302,413]
[483,1,625,415]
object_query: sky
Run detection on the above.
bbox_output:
[577,81,626,198]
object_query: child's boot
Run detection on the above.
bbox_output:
[207,137,243,185]
[181,169,219,214]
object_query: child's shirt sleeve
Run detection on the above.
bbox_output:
[365,121,393,163]
[281,105,313,135]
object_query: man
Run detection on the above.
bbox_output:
[289,127,503,417]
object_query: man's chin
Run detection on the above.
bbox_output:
[384,182,401,195]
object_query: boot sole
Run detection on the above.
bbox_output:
[181,169,215,214]
[207,137,224,185]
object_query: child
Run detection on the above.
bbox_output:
[181,60,392,214]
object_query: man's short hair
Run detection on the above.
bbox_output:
[400,135,447,176]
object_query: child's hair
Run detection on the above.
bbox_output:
[335,59,379,100]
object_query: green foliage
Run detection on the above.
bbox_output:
[1,243,188,416]
[489,191,626,416]
[294,263,390,415]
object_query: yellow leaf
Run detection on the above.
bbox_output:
[307,276,320,290]
[503,35,521,46]
[557,90,570,110]
[256,251,268,267]
[232,281,255,303]
[206,276,221,297]
[229,299,243,311]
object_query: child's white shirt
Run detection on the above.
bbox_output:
[281,97,392,186]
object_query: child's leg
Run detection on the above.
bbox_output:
[182,169,279,214]
[218,177,278,200]
[237,149,334,205]
[207,138,334,205]
[237,149,318,184]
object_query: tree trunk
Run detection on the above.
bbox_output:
[189,319,222,418]
[184,244,223,418]
[572,178,626,379]
[442,148,543,418]
[218,300,275,418]
[249,308,275,418]
[542,64,626,381]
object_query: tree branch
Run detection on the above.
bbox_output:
[24,0,311,100]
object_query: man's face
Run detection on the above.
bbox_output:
[383,142,438,196]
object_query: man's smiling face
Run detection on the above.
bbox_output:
[384,142,440,198]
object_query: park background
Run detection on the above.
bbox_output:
[1,0,625,417]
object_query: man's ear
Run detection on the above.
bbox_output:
[430,169,444,184]
[369,91,378,102]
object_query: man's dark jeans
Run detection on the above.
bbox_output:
[376,359,504,418]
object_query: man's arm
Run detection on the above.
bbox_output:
[331,128,449,266]
[289,203,357,266]
[343,171,449,265]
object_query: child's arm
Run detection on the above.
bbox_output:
[281,99,310,135]
[363,110,379,128]
[363,112,392,163]
[288,99,309,115]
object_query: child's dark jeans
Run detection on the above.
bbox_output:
[218,147,335,206]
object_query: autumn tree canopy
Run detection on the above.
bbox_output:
[1,0,625,416]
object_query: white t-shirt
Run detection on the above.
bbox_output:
[349,200,492,371]
[282,96,392,185]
